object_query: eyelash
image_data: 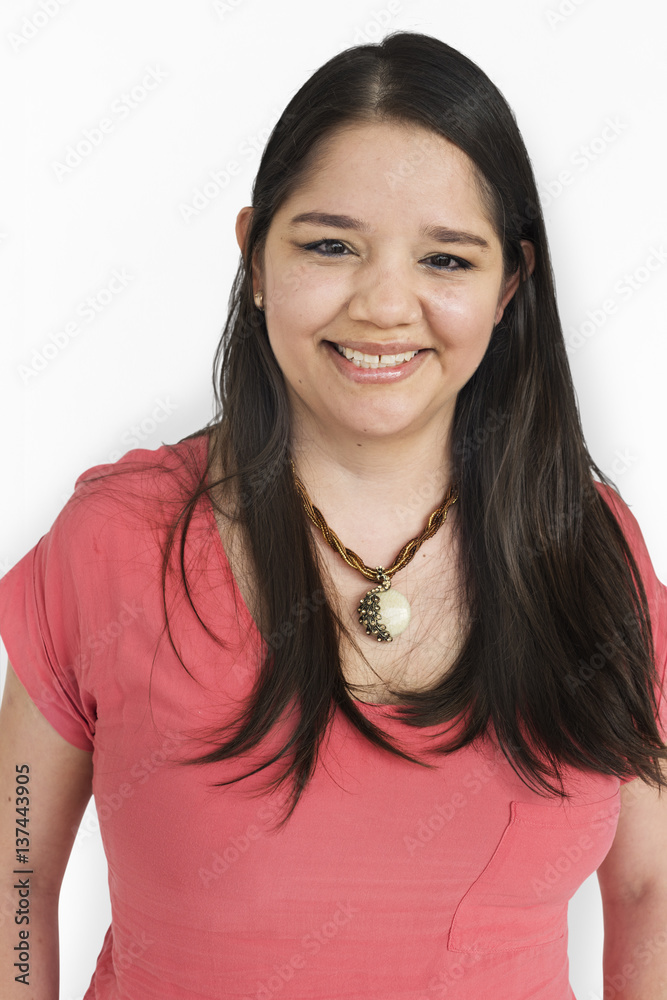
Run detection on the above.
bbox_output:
[296,239,474,272]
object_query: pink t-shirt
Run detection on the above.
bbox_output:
[0,434,665,1000]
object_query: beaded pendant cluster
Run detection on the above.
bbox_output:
[357,569,411,643]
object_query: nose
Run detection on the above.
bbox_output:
[346,259,423,328]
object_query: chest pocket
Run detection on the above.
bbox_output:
[447,791,621,953]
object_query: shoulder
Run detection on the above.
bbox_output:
[71,434,208,516]
[593,481,662,581]
[593,479,640,534]
[593,479,637,530]
[73,433,208,498]
[49,434,210,561]
[593,479,667,655]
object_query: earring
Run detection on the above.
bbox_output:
[254,290,264,311]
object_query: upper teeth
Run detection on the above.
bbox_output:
[335,345,419,368]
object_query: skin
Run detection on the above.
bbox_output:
[235,120,535,549]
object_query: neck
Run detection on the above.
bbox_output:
[290,414,456,537]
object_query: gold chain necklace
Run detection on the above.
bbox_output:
[290,461,459,642]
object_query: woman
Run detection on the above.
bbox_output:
[1,30,666,1000]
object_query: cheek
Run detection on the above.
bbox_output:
[266,261,343,319]
[266,281,339,358]
[264,303,323,379]
[264,253,313,305]
[430,287,498,354]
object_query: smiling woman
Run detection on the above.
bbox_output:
[245,123,533,449]
[1,28,666,1000]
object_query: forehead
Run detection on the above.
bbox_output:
[273,120,496,236]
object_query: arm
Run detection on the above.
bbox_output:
[0,661,93,999]
[596,768,667,999]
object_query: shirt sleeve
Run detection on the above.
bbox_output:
[0,439,204,754]
[595,483,667,776]
[0,485,98,751]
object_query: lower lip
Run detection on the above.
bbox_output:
[325,342,430,383]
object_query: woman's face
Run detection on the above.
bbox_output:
[237,121,532,450]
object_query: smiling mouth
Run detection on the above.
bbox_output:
[332,343,421,369]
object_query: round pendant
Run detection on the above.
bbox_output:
[376,588,411,638]
[357,570,411,642]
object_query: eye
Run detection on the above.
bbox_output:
[423,253,473,272]
[297,239,352,256]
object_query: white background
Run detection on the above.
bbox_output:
[0,0,665,997]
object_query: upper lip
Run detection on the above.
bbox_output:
[328,340,427,354]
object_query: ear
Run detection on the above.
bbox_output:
[494,240,536,325]
[235,206,263,294]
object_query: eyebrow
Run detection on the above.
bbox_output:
[287,211,491,250]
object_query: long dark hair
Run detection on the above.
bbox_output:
[81,31,667,829]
